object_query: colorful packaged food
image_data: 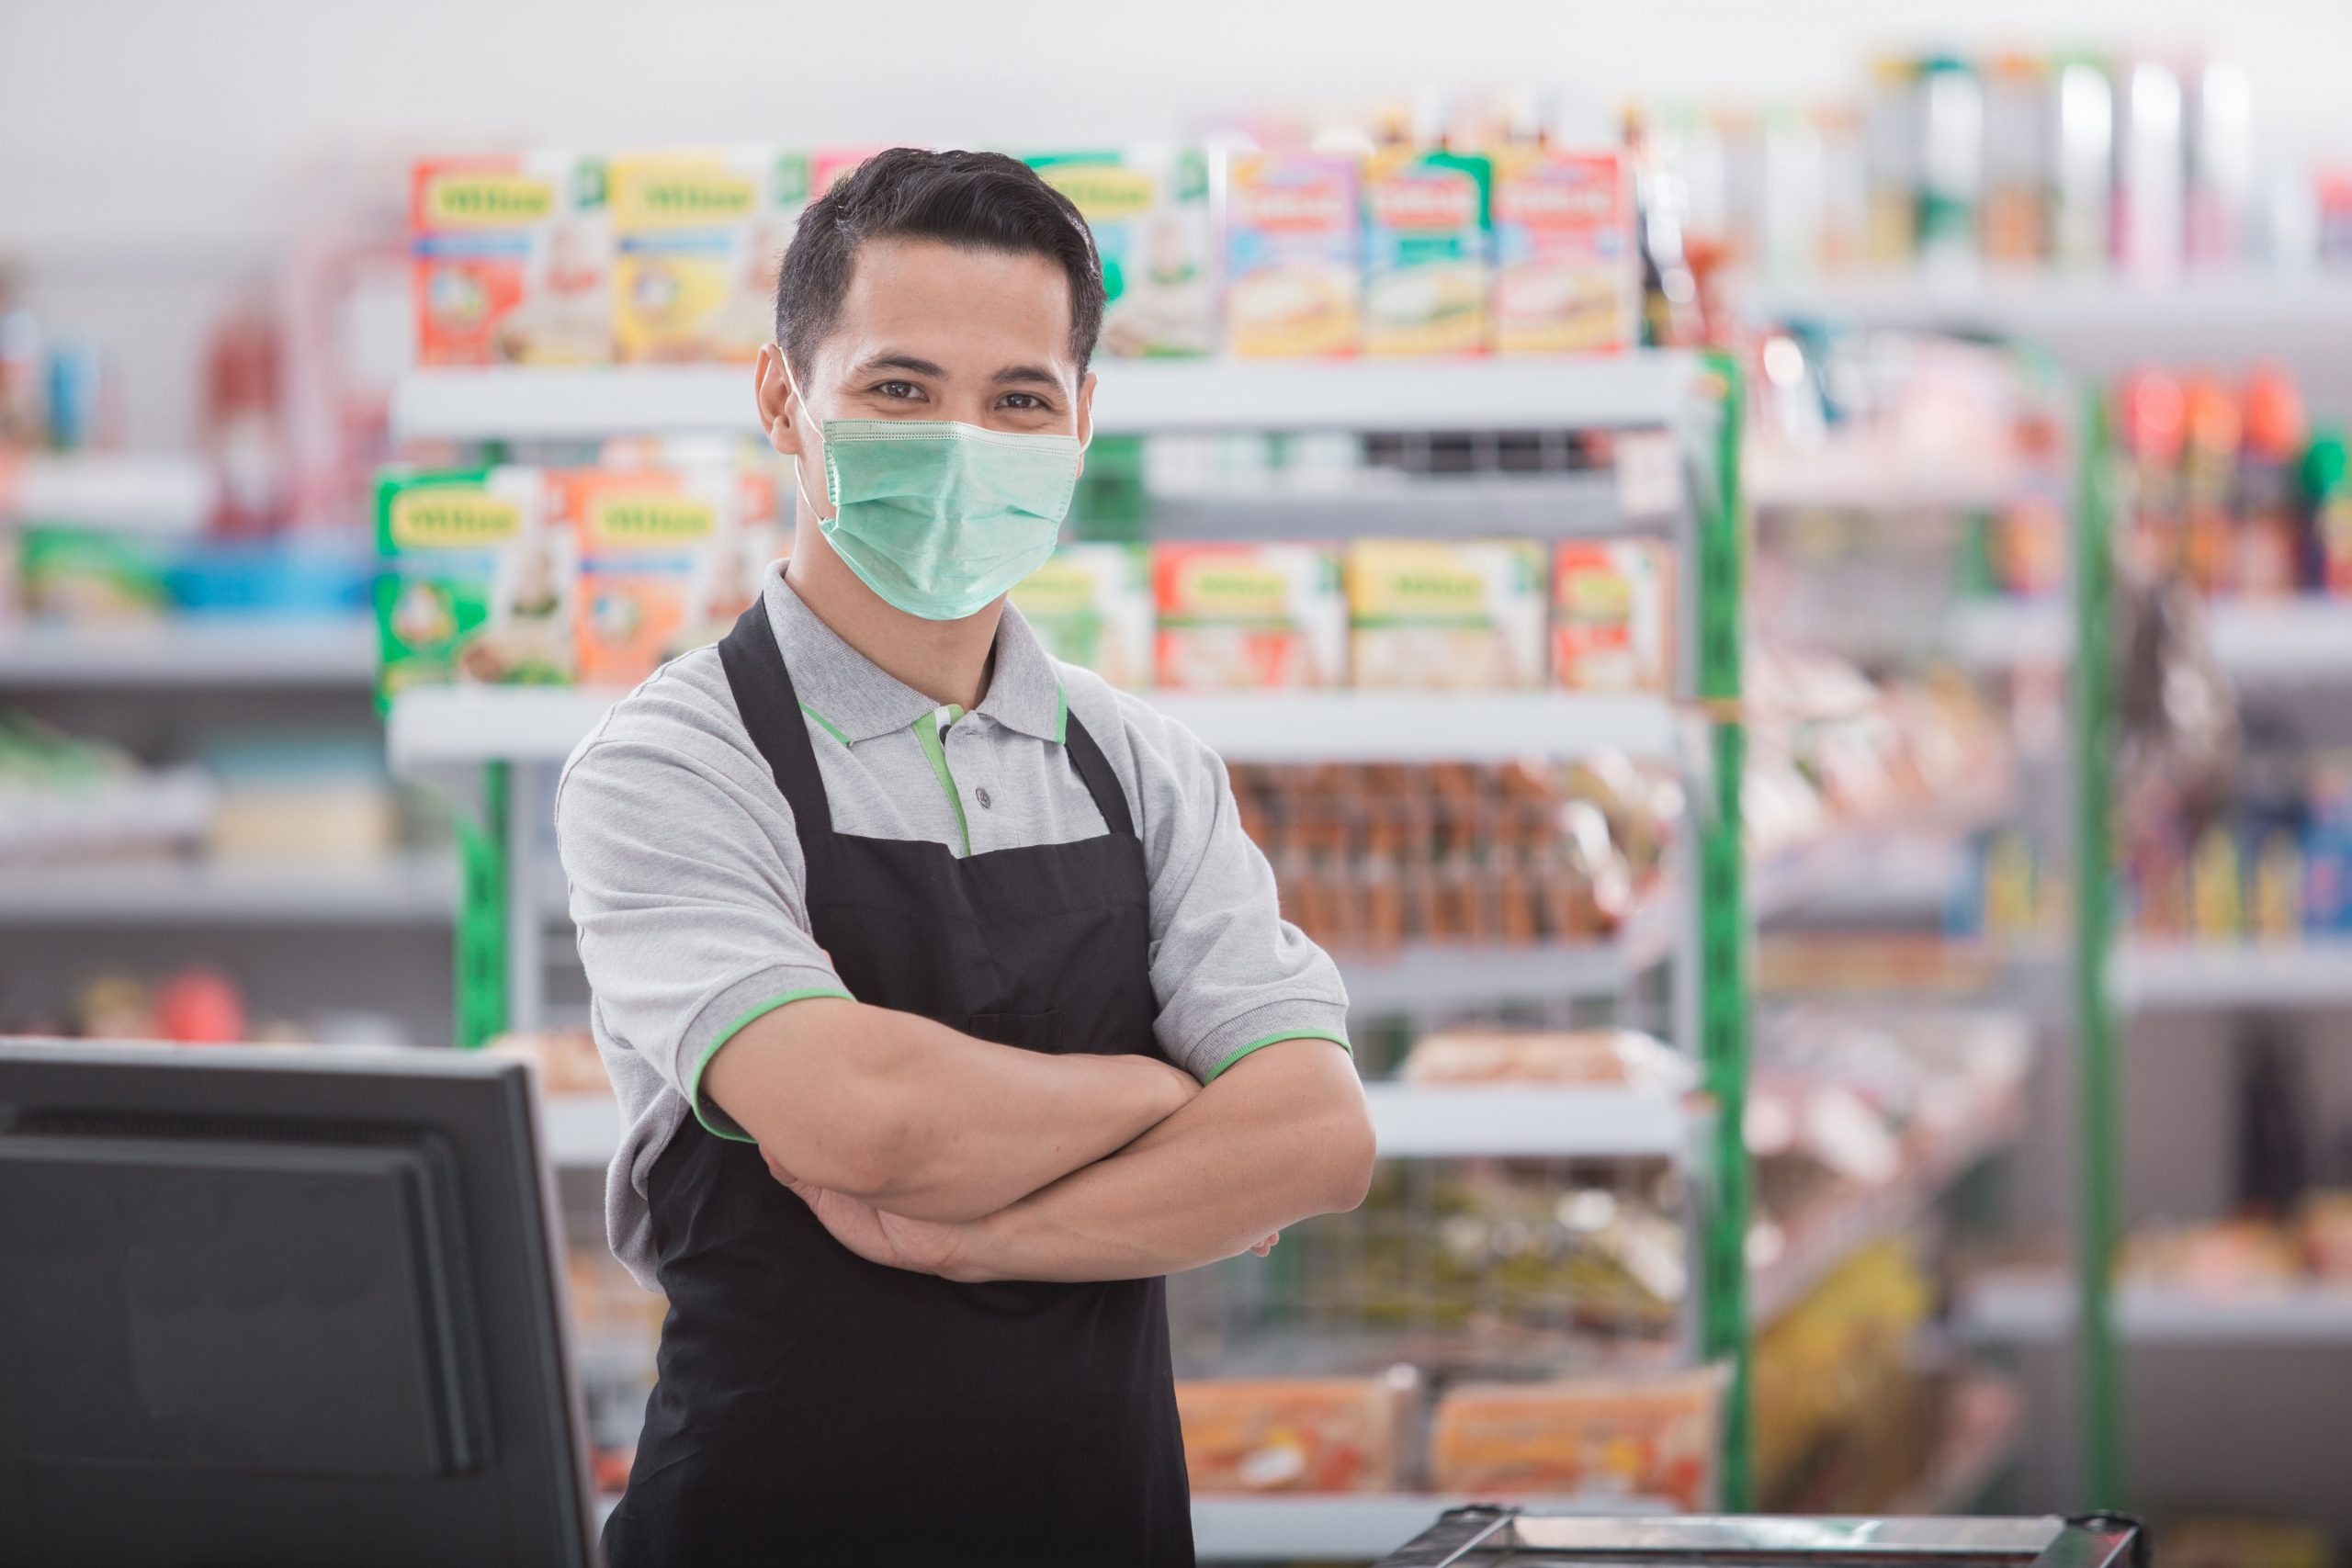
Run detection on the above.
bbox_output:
[1153,543,1345,689]
[1009,543,1154,688]
[1223,152,1361,358]
[611,148,810,363]
[375,467,573,697]
[1028,149,1216,358]
[411,152,613,367]
[1428,1366,1726,1507]
[1362,148,1490,356]
[1490,148,1634,355]
[1400,1027,1693,1092]
[565,465,756,687]
[1174,1374,1412,1494]
[1552,541,1674,693]
[1346,539,1545,689]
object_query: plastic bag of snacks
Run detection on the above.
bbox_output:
[1428,1365,1727,1507]
[1174,1371,1416,1494]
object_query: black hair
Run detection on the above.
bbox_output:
[774,147,1104,378]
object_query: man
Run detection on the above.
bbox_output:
[558,147,1375,1566]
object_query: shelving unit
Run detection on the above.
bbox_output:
[0,451,215,533]
[0,850,457,925]
[1951,596,2352,686]
[0,615,376,688]
[1961,1269,2352,1345]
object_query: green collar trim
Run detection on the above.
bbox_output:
[912,706,973,858]
[799,702,850,747]
[1052,682,1068,745]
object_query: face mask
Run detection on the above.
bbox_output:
[781,355,1084,622]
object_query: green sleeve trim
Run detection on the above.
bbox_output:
[1203,1029,1352,1085]
[912,707,972,858]
[799,702,850,747]
[1052,681,1068,744]
[686,986,855,1142]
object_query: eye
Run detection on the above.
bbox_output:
[999,391,1050,412]
[873,380,924,400]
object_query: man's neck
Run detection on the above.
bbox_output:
[785,528,1001,713]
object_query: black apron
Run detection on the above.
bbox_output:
[603,604,1193,1567]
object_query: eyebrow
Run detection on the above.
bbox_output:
[854,354,947,378]
[990,364,1065,389]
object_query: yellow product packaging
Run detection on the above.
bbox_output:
[1223,152,1361,358]
[1153,543,1345,689]
[374,467,574,699]
[411,152,613,366]
[1009,543,1154,688]
[611,149,811,363]
[1490,147,1636,354]
[1552,540,1674,693]
[1346,540,1545,688]
[1028,150,1216,357]
[566,465,750,687]
[1361,148,1491,356]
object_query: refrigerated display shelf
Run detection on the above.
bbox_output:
[2112,938,2352,1010]
[1951,597,2352,685]
[390,355,1699,444]
[0,850,458,924]
[0,616,377,687]
[389,685,1679,768]
[0,451,215,533]
[1959,1269,2352,1344]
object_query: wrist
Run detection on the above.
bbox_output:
[936,1210,1010,1284]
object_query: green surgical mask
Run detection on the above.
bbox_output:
[784,356,1083,622]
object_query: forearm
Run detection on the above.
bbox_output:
[706,998,1192,1221]
[947,1039,1374,1283]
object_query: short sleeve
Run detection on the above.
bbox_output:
[555,693,850,1141]
[1080,681,1352,1084]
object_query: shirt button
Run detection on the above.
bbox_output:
[976,786,993,810]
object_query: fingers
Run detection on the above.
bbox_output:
[1250,1233,1279,1258]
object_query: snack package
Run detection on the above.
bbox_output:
[1174,1374,1412,1494]
[1347,539,1545,689]
[1428,1366,1727,1508]
[1401,1027,1694,1092]
[375,468,573,696]
[1009,543,1154,688]
[1490,147,1635,354]
[610,149,810,363]
[1362,148,1491,356]
[411,152,612,367]
[1153,543,1345,689]
[566,465,753,686]
[1224,152,1361,358]
[1552,540,1674,693]
[1028,149,1216,357]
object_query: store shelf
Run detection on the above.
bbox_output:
[0,616,376,688]
[1740,269,2352,342]
[1148,471,1652,540]
[390,355,1699,443]
[2112,938,2352,1010]
[0,452,215,533]
[1747,444,2031,514]
[0,850,458,924]
[1960,1269,2352,1344]
[1753,825,1980,925]
[1191,1494,1658,1562]
[1951,597,2352,687]
[390,685,1679,769]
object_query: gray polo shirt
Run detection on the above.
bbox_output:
[556,564,1351,1287]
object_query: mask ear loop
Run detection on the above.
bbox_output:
[776,347,831,524]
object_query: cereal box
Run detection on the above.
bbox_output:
[610,148,811,363]
[1010,543,1154,688]
[1153,543,1345,689]
[1346,539,1545,688]
[1223,152,1361,358]
[565,465,749,686]
[1491,147,1636,354]
[1552,540,1673,693]
[1028,148,1216,357]
[411,152,612,366]
[374,468,573,698]
[1362,148,1491,356]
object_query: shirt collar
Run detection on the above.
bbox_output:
[760,565,1066,746]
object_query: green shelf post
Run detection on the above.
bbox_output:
[454,761,511,1050]
[2071,390,2127,1506]
[1692,351,1753,1510]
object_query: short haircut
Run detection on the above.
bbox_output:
[774,147,1105,378]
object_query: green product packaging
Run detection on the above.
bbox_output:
[1026,148,1216,357]
[1008,543,1153,689]
[374,466,574,705]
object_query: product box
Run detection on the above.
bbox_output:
[1362,148,1491,356]
[1223,152,1362,358]
[1428,1367,1726,1508]
[411,152,613,367]
[1153,543,1345,689]
[564,465,757,686]
[375,468,573,698]
[1346,539,1545,688]
[1174,1375,1412,1494]
[1009,543,1154,688]
[1552,540,1674,693]
[610,148,811,363]
[1490,147,1635,354]
[1028,149,1216,357]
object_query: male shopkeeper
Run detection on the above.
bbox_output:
[558,148,1375,1564]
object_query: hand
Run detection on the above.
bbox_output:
[763,1151,969,1278]
[1248,1232,1279,1258]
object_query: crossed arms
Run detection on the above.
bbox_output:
[702,997,1375,1283]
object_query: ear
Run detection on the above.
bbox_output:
[755,344,807,459]
[1072,367,1098,479]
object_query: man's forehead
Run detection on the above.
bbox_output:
[826,237,1076,374]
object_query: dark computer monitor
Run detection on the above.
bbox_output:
[0,1039,598,1568]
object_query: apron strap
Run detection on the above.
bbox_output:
[717,601,834,840]
[1060,709,1137,841]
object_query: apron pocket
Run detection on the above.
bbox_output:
[965,1010,1063,1053]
